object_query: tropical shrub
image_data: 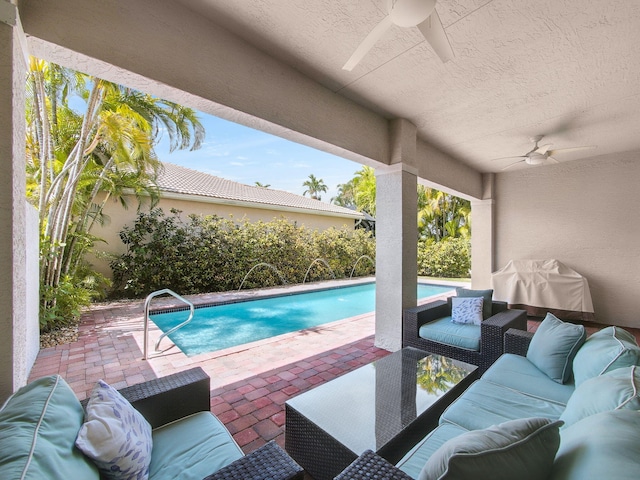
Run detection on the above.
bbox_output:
[417,237,471,278]
[110,208,376,298]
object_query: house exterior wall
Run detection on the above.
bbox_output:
[90,193,358,278]
[494,150,640,328]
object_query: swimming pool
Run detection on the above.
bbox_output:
[150,282,453,356]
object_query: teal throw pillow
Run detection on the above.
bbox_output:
[572,326,640,386]
[418,417,563,480]
[451,297,483,325]
[0,375,99,479]
[527,313,586,384]
[455,288,493,319]
[550,410,640,480]
[76,380,153,480]
[559,365,640,428]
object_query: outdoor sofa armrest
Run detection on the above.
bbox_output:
[203,441,304,480]
[504,328,534,356]
[81,367,210,428]
[491,300,508,315]
[334,450,413,480]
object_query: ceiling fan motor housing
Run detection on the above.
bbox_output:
[387,0,437,27]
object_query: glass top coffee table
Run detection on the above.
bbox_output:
[285,347,478,480]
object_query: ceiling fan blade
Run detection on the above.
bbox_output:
[547,145,597,156]
[490,156,527,162]
[343,16,394,71]
[501,159,525,171]
[535,144,553,154]
[416,10,454,63]
[547,156,559,164]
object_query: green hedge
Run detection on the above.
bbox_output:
[109,208,376,298]
[110,208,470,299]
[417,237,471,278]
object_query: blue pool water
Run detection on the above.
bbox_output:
[151,283,453,356]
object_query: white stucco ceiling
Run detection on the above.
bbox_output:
[174,0,640,172]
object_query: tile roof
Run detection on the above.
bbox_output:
[156,162,363,219]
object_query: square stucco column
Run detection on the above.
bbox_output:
[375,119,418,351]
[0,16,28,401]
[471,173,495,289]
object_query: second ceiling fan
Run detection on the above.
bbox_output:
[343,0,454,71]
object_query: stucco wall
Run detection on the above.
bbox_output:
[90,194,358,278]
[494,150,640,327]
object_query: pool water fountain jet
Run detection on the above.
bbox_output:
[349,255,375,280]
[238,262,287,291]
[302,258,336,284]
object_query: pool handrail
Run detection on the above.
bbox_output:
[143,288,194,360]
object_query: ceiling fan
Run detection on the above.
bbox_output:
[493,136,597,170]
[342,0,453,71]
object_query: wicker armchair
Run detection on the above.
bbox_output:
[403,299,527,374]
[87,367,303,480]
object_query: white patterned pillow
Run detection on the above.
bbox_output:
[76,380,152,480]
[451,297,484,325]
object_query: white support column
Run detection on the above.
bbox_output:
[0,2,29,401]
[375,119,417,351]
[471,173,495,289]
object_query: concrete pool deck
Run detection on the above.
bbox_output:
[28,278,462,453]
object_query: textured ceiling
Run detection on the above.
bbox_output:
[175,0,640,172]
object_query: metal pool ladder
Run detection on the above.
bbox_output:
[143,288,194,360]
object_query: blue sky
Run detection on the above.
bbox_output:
[154,111,362,201]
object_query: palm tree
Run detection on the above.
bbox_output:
[254,182,271,188]
[302,173,328,200]
[26,59,204,325]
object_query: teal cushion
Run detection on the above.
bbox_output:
[149,412,243,480]
[456,288,493,319]
[397,424,470,479]
[550,410,640,480]
[0,375,99,480]
[559,365,640,428]
[483,354,575,405]
[451,297,483,325]
[76,380,153,480]
[418,417,563,480]
[572,326,640,386]
[440,380,566,431]
[419,317,481,351]
[527,314,586,384]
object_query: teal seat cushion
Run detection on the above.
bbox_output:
[149,411,243,480]
[419,316,481,351]
[440,380,566,431]
[550,410,640,480]
[572,326,640,387]
[526,314,586,384]
[483,354,575,405]
[455,287,493,320]
[0,375,99,480]
[396,423,469,479]
[418,417,562,480]
[559,365,640,428]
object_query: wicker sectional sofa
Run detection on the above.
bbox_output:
[0,367,302,480]
[337,321,640,480]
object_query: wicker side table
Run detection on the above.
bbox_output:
[334,450,413,480]
[203,441,304,480]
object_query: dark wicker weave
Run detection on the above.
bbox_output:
[334,450,413,480]
[285,403,358,480]
[203,441,304,480]
[504,327,534,356]
[403,300,527,374]
[81,366,210,428]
